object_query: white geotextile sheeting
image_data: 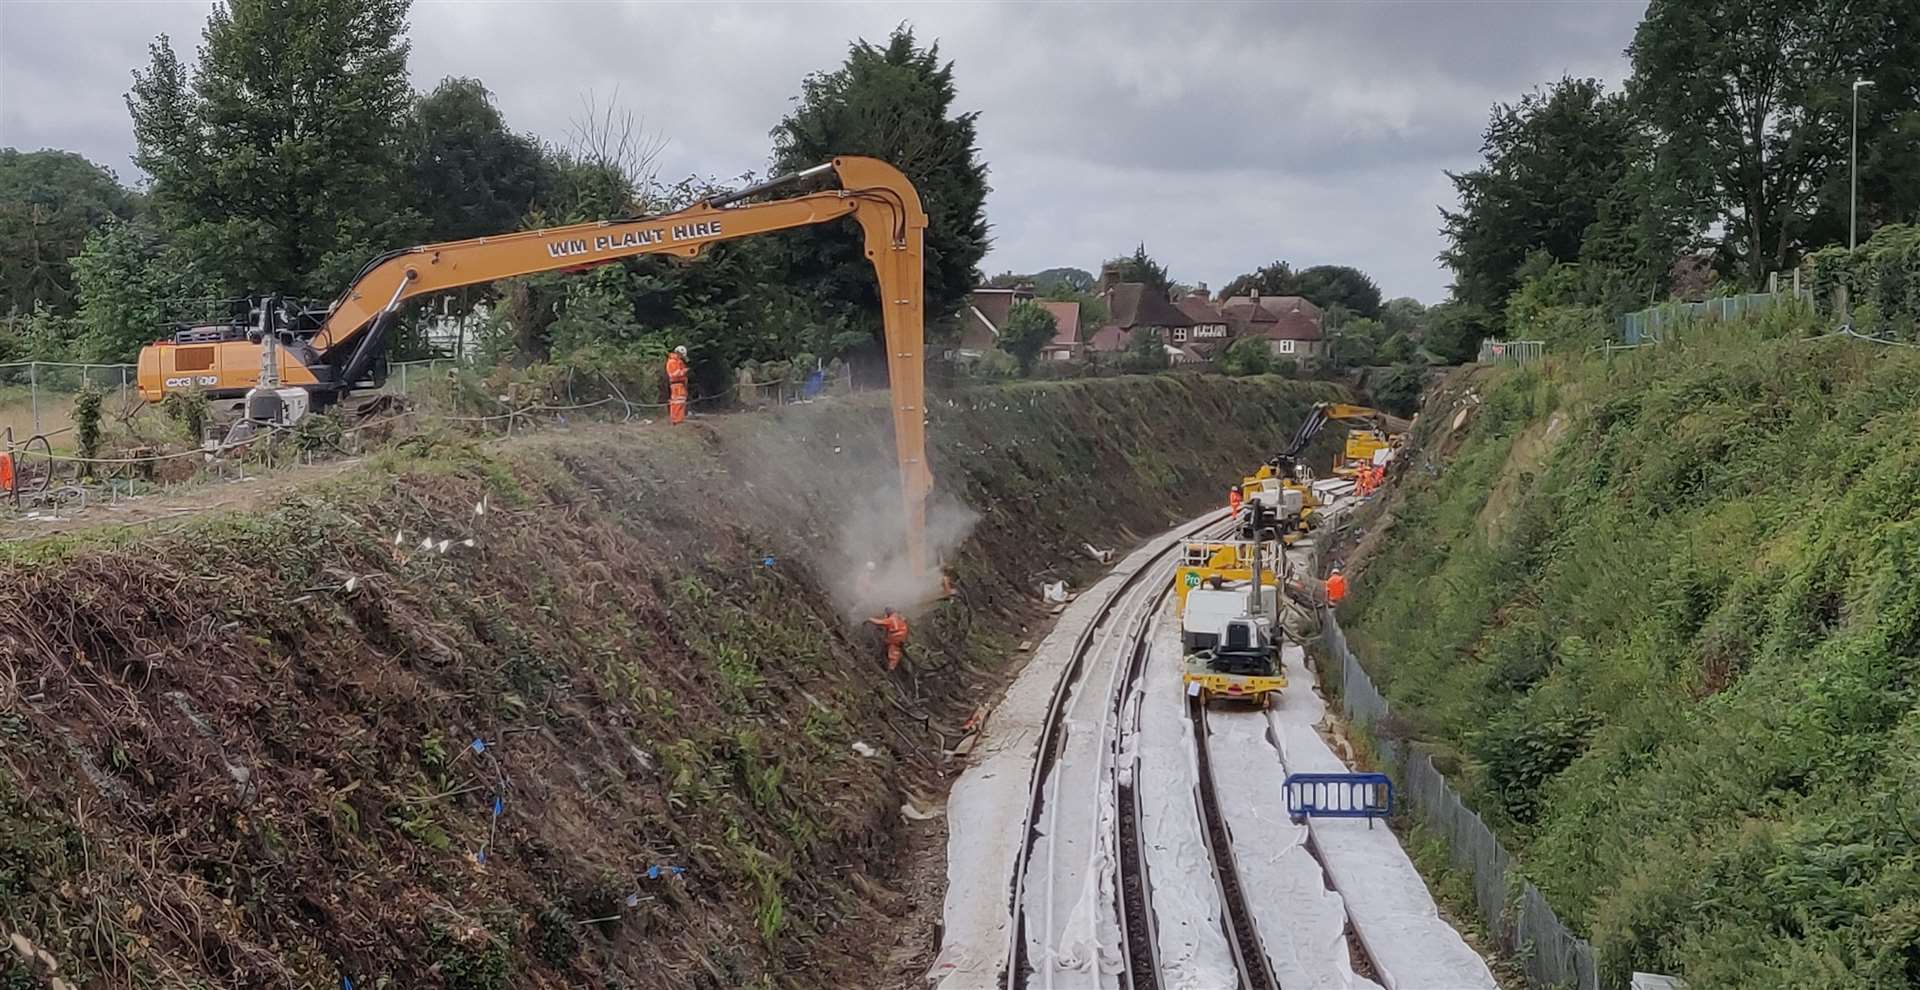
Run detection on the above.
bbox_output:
[1269,645,1498,990]
[1205,704,1382,990]
[1130,617,1237,988]
[929,515,1217,990]
[1019,574,1153,989]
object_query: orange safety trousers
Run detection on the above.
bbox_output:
[669,384,688,425]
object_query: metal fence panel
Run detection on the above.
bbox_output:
[0,361,139,436]
[1477,339,1544,365]
[1323,612,1601,990]
[1617,292,1783,345]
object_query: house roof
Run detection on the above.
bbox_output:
[970,286,1033,334]
[1220,294,1324,341]
[1087,324,1128,353]
[1038,300,1080,347]
[1107,282,1194,330]
[1176,295,1226,326]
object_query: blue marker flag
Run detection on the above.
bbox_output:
[492,796,505,817]
[470,738,487,754]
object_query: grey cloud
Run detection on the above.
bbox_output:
[0,0,1645,302]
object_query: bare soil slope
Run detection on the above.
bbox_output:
[0,375,1340,990]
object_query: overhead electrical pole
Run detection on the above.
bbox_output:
[1851,78,1875,251]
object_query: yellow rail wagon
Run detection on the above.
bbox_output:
[1177,504,1287,707]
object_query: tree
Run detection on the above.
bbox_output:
[771,26,989,337]
[1043,285,1108,337]
[1107,244,1172,296]
[1217,336,1273,376]
[1292,265,1382,318]
[127,0,417,301]
[408,77,549,242]
[1424,300,1494,365]
[1220,261,1381,316]
[1629,0,1920,285]
[1121,326,1166,372]
[998,299,1057,373]
[1219,261,1296,300]
[70,217,205,361]
[1440,78,1639,317]
[1380,297,1427,338]
[1369,363,1426,417]
[1377,332,1415,364]
[1029,267,1093,294]
[0,150,136,315]
[1325,316,1385,371]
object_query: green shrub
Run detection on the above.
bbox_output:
[160,387,211,442]
[71,382,103,470]
[1807,224,1920,338]
[1216,336,1272,376]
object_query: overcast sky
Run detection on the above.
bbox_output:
[0,0,1646,303]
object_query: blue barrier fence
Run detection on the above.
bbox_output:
[1284,771,1393,825]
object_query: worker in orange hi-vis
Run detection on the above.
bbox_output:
[1326,567,1349,605]
[868,607,910,670]
[665,345,690,424]
[1228,485,1243,513]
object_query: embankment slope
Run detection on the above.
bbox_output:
[1345,323,1920,988]
[0,374,1337,990]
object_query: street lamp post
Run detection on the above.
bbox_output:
[1852,78,1875,251]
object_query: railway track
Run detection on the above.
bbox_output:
[997,498,1444,990]
[1112,626,1162,990]
[1004,514,1226,990]
[1190,702,1280,990]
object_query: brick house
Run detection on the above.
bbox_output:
[1173,290,1232,357]
[958,285,1035,356]
[960,286,1085,361]
[1087,282,1195,356]
[1036,300,1082,361]
[1219,292,1325,361]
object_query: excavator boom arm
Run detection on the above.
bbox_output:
[328,158,930,572]
[140,156,933,575]
[320,195,835,349]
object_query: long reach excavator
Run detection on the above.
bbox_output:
[134,156,934,572]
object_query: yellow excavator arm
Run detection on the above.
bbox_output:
[136,156,933,572]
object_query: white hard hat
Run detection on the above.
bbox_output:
[674,345,688,356]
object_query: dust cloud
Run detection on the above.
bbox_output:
[720,405,977,623]
[833,484,978,622]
